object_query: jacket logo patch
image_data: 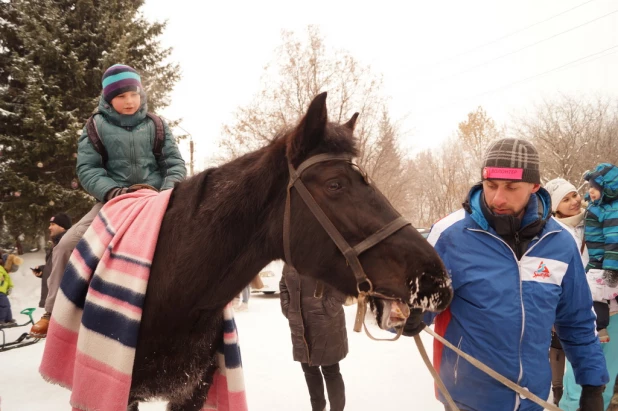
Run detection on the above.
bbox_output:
[521,256,567,286]
[533,261,551,278]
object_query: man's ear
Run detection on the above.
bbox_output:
[531,183,541,193]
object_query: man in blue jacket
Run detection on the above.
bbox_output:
[411,138,608,411]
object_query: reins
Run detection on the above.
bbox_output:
[416,326,563,411]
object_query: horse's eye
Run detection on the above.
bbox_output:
[327,181,342,191]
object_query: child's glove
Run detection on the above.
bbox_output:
[579,384,605,411]
[127,184,158,192]
[6,287,11,296]
[105,187,129,201]
[603,270,618,288]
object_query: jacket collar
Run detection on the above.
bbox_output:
[464,183,552,235]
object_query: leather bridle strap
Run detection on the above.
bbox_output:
[283,154,411,289]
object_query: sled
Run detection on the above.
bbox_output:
[0,308,42,352]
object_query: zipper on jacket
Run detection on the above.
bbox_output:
[468,227,561,411]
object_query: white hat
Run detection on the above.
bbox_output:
[545,178,578,212]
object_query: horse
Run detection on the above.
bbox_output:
[128,92,453,410]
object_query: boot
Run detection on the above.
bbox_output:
[30,312,51,338]
[552,386,563,406]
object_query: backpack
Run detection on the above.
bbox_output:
[85,112,165,164]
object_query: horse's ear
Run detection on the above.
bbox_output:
[344,112,359,131]
[288,92,328,166]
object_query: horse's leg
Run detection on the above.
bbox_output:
[608,375,618,411]
[167,360,219,411]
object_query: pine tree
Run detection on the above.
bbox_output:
[0,0,180,248]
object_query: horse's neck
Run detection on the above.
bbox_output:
[170,143,288,306]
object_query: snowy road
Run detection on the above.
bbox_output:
[0,251,446,410]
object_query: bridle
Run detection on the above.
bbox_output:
[282,153,411,341]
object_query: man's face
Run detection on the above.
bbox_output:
[49,222,65,238]
[110,91,141,115]
[483,180,540,218]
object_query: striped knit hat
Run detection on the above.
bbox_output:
[481,138,541,184]
[101,64,142,103]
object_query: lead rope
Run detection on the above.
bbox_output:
[414,334,460,411]
[420,326,563,411]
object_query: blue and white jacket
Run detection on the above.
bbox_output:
[424,185,608,411]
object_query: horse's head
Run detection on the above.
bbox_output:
[284,92,452,331]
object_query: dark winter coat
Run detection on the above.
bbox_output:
[76,95,186,202]
[279,264,348,366]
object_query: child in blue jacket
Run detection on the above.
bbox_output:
[584,163,618,343]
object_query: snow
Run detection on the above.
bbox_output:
[0,108,15,117]
[0,252,445,410]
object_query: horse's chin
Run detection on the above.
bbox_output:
[374,299,410,330]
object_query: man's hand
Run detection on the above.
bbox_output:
[579,385,605,411]
[402,308,426,337]
[31,268,42,278]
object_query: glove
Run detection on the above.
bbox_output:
[127,184,159,192]
[578,385,605,411]
[402,308,426,337]
[104,187,129,201]
[6,288,11,296]
[603,270,618,288]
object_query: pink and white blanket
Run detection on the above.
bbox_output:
[40,190,248,411]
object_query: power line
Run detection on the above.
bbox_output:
[428,0,597,67]
[428,44,618,112]
[436,8,618,82]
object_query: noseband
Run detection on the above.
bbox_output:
[282,153,411,340]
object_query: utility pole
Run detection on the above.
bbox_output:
[189,138,194,176]
[170,121,195,176]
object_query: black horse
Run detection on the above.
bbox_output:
[128,92,453,410]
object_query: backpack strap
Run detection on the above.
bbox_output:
[147,113,165,159]
[86,114,108,164]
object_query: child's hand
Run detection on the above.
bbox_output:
[6,287,11,296]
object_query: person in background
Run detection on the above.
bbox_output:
[544,177,588,406]
[0,252,23,325]
[559,163,618,410]
[32,213,71,308]
[280,264,347,411]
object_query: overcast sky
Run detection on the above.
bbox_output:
[141,0,618,172]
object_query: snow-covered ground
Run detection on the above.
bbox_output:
[0,252,444,410]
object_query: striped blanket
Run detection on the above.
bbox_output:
[39,190,248,411]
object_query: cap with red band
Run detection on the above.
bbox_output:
[481,138,540,184]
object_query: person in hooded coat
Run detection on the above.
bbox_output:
[280,264,348,411]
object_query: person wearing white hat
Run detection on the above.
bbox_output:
[544,177,588,406]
